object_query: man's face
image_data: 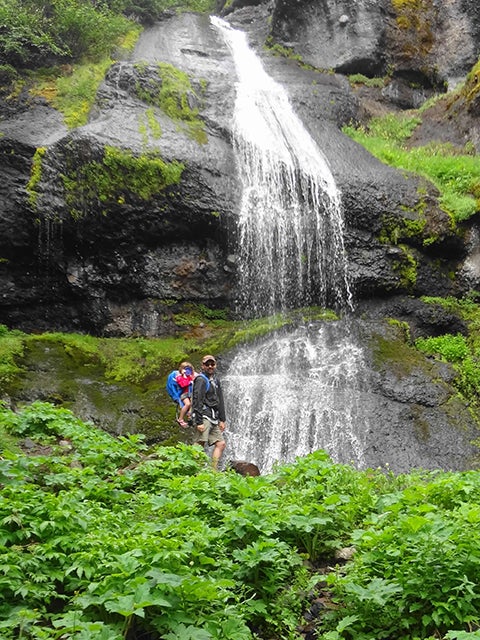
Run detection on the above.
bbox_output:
[202,360,216,375]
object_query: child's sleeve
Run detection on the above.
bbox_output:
[176,374,190,389]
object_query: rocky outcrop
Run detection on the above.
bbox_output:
[0,14,239,335]
[0,9,474,335]
[270,0,480,96]
[1,4,479,473]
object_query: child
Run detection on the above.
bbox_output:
[175,361,195,427]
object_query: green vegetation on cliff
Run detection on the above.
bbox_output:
[0,0,215,70]
[343,113,480,223]
[1,401,480,639]
[0,307,336,390]
[134,62,208,143]
[0,0,215,130]
[415,296,480,410]
[61,146,184,217]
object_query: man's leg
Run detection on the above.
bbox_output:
[211,439,226,470]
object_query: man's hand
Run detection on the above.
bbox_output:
[197,423,206,432]
[219,421,226,432]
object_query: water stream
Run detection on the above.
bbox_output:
[211,16,352,315]
[211,17,368,473]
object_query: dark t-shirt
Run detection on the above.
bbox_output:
[192,373,226,425]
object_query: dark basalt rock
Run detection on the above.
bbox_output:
[0,9,477,335]
[270,0,480,90]
[0,6,479,472]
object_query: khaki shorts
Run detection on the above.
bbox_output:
[193,417,224,446]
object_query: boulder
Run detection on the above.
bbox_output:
[270,0,480,91]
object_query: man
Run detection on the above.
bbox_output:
[191,354,226,470]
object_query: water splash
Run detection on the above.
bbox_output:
[223,323,367,473]
[211,17,368,471]
[211,16,352,315]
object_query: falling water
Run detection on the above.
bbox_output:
[211,17,368,473]
[211,16,352,315]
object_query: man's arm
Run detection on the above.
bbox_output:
[217,379,226,423]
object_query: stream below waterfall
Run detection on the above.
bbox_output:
[211,17,368,472]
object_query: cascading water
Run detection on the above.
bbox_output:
[211,17,368,473]
[211,16,352,314]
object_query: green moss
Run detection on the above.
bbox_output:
[26,147,47,209]
[138,113,149,147]
[392,245,418,289]
[371,333,427,377]
[348,74,386,88]
[387,318,412,343]
[138,109,162,149]
[146,107,162,139]
[0,325,25,390]
[465,60,480,105]
[265,41,304,65]
[411,403,430,441]
[264,38,318,71]
[134,62,207,144]
[62,145,184,217]
[0,308,340,440]
[391,0,435,57]
[378,193,443,247]
[158,62,207,144]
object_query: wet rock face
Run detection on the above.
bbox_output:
[271,0,389,76]
[0,15,239,335]
[270,0,480,91]
[0,8,477,335]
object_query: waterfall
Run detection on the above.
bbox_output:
[211,17,368,473]
[223,323,368,472]
[211,16,352,315]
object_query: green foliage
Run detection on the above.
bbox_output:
[115,0,216,20]
[360,112,422,144]
[0,404,369,640]
[343,114,480,222]
[2,403,480,639]
[0,0,132,68]
[416,333,469,363]
[416,332,480,402]
[348,74,386,88]
[49,0,131,61]
[0,63,17,84]
[415,297,480,406]
[324,470,480,639]
[3,403,480,639]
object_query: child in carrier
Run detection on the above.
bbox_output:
[176,361,195,427]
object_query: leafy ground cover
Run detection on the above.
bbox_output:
[1,402,480,639]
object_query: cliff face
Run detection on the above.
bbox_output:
[1,2,480,472]
[1,3,478,336]
[269,0,480,94]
